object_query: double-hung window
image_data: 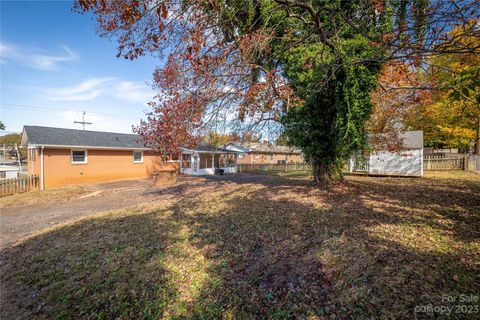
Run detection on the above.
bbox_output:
[71,150,87,164]
[133,151,144,163]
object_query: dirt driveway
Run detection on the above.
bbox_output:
[0,175,261,249]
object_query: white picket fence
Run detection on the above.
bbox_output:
[423,156,466,171]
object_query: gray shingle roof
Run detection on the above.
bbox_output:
[22,126,147,149]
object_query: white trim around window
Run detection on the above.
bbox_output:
[133,151,144,163]
[71,149,88,164]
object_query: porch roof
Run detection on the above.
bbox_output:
[180,143,238,154]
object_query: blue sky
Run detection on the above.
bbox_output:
[1,1,163,134]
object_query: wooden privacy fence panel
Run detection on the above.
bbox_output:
[466,155,480,173]
[0,175,39,197]
[423,156,465,171]
[238,163,309,173]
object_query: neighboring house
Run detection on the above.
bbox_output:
[350,131,424,177]
[224,142,303,164]
[21,126,177,190]
[0,165,19,179]
[180,143,237,175]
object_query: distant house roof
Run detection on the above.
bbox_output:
[21,126,148,150]
[224,142,302,154]
[180,143,236,154]
[223,143,250,153]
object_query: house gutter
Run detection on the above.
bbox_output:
[40,146,45,191]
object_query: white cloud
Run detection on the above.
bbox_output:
[61,110,137,133]
[47,78,115,101]
[0,42,77,70]
[45,79,154,104]
[114,81,155,105]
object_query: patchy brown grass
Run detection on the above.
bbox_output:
[0,185,92,208]
[1,172,479,319]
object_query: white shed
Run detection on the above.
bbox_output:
[0,165,20,179]
[180,143,238,175]
[350,131,424,177]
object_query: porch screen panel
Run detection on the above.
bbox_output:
[214,155,221,168]
[199,154,211,169]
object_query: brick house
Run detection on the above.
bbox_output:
[223,142,303,164]
[21,126,177,190]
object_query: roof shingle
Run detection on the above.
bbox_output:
[22,126,147,149]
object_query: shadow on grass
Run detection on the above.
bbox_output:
[1,173,479,319]
[0,207,183,319]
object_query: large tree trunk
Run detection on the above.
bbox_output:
[311,158,341,185]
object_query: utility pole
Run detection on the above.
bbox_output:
[15,143,23,173]
[74,111,92,130]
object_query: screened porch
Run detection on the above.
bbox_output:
[180,145,237,175]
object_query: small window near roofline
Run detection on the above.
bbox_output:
[133,151,144,163]
[71,150,87,164]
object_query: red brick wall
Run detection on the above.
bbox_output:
[29,148,177,189]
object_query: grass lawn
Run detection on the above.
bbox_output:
[1,172,479,319]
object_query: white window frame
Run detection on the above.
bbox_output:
[71,149,88,164]
[133,151,144,163]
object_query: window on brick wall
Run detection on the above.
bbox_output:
[133,151,144,163]
[71,150,87,164]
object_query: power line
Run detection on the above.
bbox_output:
[1,103,143,120]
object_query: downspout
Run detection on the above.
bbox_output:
[40,146,45,190]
